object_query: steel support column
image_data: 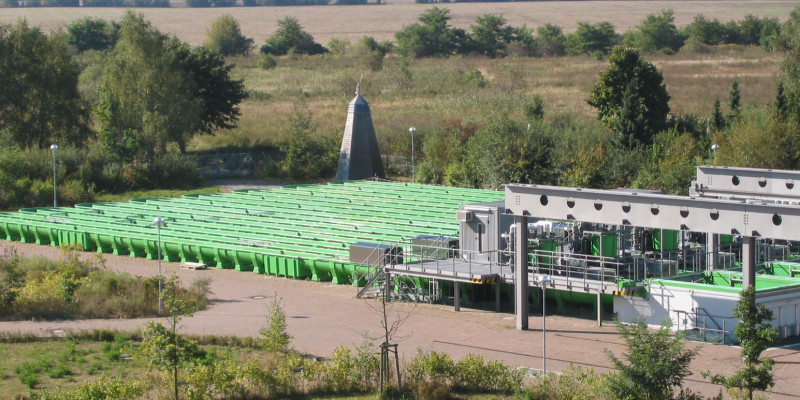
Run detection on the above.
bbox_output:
[495,282,501,312]
[742,236,757,288]
[454,281,460,312]
[707,233,719,270]
[597,292,602,326]
[515,216,529,330]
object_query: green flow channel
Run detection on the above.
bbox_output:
[0,181,504,284]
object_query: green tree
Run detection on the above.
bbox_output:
[780,7,800,123]
[165,41,247,148]
[684,14,735,45]
[260,295,292,353]
[261,16,327,56]
[711,98,726,131]
[468,14,513,58]
[606,319,700,400]
[713,109,800,170]
[140,275,204,400]
[67,17,118,52]
[774,81,787,121]
[709,286,778,400]
[465,116,555,189]
[587,47,671,148]
[395,7,467,58]
[0,21,91,149]
[98,12,245,163]
[728,79,741,120]
[565,21,618,57]
[634,129,701,195]
[204,14,253,56]
[623,9,685,54]
[737,15,781,47]
[536,23,566,56]
[97,12,201,164]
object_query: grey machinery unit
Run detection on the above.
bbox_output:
[457,201,514,264]
[350,242,403,266]
[411,235,459,259]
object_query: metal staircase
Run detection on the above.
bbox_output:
[357,267,387,299]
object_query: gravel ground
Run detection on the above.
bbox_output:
[2,241,799,399]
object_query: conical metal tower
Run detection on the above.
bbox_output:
[335,82,385,181]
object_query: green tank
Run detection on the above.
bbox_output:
[591,233,617,258]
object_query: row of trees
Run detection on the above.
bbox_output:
[88,9,782,62]
[396,8,800,194]
[390,8,783,59]
[0,12,246,207]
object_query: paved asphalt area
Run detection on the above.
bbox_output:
[2,242,799,399]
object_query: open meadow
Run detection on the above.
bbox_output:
[1,1,795,159]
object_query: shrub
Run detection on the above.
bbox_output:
[205,14,254,56]
[261,16,327,56]
[326,37,350,55]
[463,67,487,87]
[683,14,737,45]
[679,35,715,54]
[67,17,118,52]
[566,21,619,56]
[536,23,566,56]
[623,9,685,54]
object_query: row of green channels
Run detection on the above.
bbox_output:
[0,181,504,284]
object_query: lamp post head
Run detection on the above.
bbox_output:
[711,144,719,152]
[409,127,416,135]
[537,274,550,284]
[50,144,58,152]
[153,217,164,227]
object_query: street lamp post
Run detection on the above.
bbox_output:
[711,143,720,162]
[154,217,164,313]
[50,145,58,207]
[537,274,550,374]
[408,127,416,183]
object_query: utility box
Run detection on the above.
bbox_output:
[591,232,618,258]
[349,242,403,266]
[411,235,458,259]
[458,201,514,264]
[652,229,679,251]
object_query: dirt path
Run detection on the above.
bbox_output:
[2,241,799,399]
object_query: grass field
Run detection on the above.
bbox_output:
[188,45,782,156]
[0,1,794,178]
[0,1,796,45]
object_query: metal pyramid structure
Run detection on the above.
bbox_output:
[335,81,385,181]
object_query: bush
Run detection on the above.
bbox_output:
[67,17,118,52]
[261,16,328,56]
[622,9,685,54]
[0,251,209,321]
[536,23,566,56]
[679,35,715,54]
[463,67,487,87]
[566,21,619,56]
[205,14,254,56]
[683,14,737,45]
[326,37,350,55]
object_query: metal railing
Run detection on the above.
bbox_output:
[675,309,738,344]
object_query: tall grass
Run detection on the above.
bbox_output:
[0,249,211,321]
[199,46,782,159]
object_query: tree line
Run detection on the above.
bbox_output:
[3,8,800,209]
[249,8,800,195]
[0,12,246,208]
